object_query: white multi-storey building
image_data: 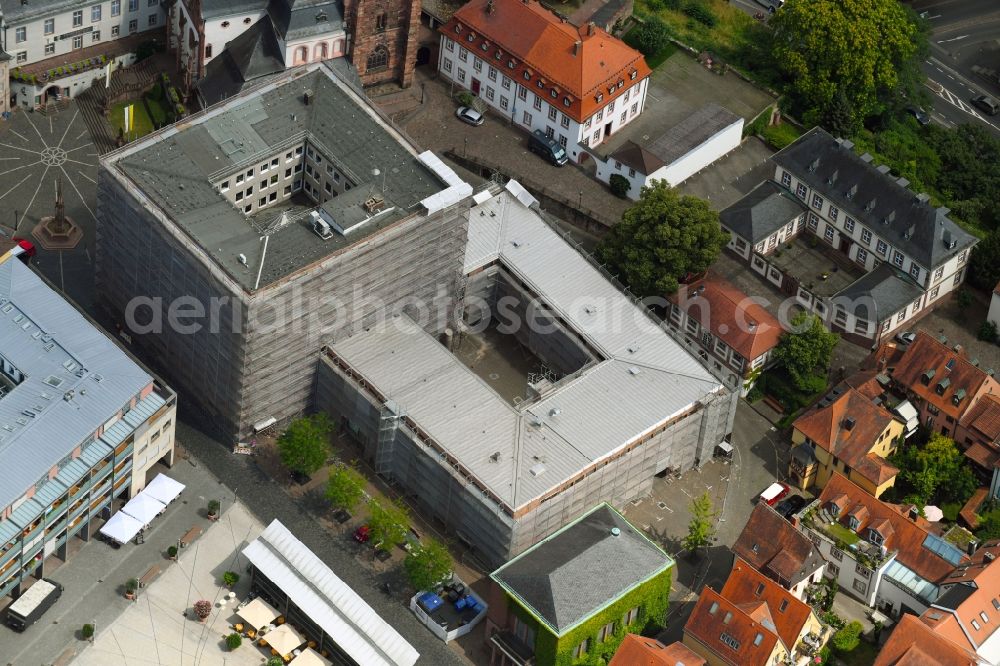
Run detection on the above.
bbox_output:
[1,0,166,107]
[721,128,978,346]
[437,0,650,164]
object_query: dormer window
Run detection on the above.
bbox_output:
[495,50,502,59]
[630,70,637,79]
[921,369,935,385]
[523,71,530,80]
[596,93,603,102]
[936,377,951,395]
[454,24,461,33]
[847,516,860,530]
[508,59,515,68]
[550,88,557,98]
[467,33,475,42]
[480,42,489,51]
[618,80,624,88]
[868,529,883,546]
[953,388,967,405]
[563,97,571,107]
[536,80,544,89]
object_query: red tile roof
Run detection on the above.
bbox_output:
[874,614,979,666]
[668,272,784,362]
[441,0,650,123]
[609,635,706,666]
[922,540,1000,652]
[731,503,824,588]
[818,474,969,584]
[684,587,781,666]
[793,387,900,486]
[720,560,814,651]
[961,393,1000,446]
[892,331,1000,422]
[959,487,988,530]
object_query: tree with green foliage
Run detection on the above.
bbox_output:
[772,312,839,393]
[831,620,863,653]
[325,462,367,512]
[225,633,242,650]
[630,15,671,58]
[682,492,717,553]
[770,0,925,131]
[971,230,1000,292]
[403,538,453,591]
[609,174,631,198]
[367,498,409,553]
[277,413,332,476]
[980,321,998,344]
[891,433,977,506]
[595,181,726,296]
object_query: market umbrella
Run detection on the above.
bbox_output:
[289,647,331,666]
[237,597,279,630]
[267,623,306,657]
[923,505,944,522]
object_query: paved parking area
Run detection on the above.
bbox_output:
[0,104,98,310]
[678,136,775,210]
[624,400,793,643]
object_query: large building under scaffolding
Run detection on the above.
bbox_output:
[96,63,472,440]
[317,183,737,566]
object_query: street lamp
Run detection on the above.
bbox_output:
[578,191,583,209]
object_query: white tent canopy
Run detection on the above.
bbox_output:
[243,520,419,666]
[143,474,185,504]
[290,648,331,666]
[121,492,166,525]
[237,597,279,630]
[99,511,144,544]
[267,623,306,656]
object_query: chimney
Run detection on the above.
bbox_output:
[908,506,919,521]
[303,89,314,105]
[573,40,581,56]
[843,417,856,431]
[487,0,495,13]
[968,540,979,556]
[588,21,595,35]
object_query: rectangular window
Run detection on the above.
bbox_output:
[73,9,84,25]
[861,228,872,245]
[856,248,868,265]
[92,4,102,21]
[236,191,244,201]
[830,206,839,222]
[533,97,542,111]
[546,107,556,121]
[459,48,468,62]
[244,204,252,213]
[284,168,292,178]
[92,30,100,41]
[930,286,940,299]
[236,174,244,184]
[259,197,266,207]
[457,69,466,82]
[220,180,229,192]
[442,59,452,73]
[620,111,627,123]
[831,546,844,561]
[853,580,867,595]
[73,35,83,49]
[129,18,137,32]
[485,87,494,101]
[148,0,157,6]
[500,96,508,111]
[112,0,121,15]
[148,14,157,26]
[518,86,527,101]
[630,102,638,115]
[827,562,840,577]
[268,191,276,202]
[844,217,855,233]
[910,264,920,280]
[559,135,567,148]
[812,193,824,210]
[911,298,921,314]
[959,250,968,265]
[522,111,532,125]
[488,68,497,81]
[934,266,944,282]
[15,27,26,43]
[560,115,570,128]
[16,51,26,63]
[807,213,819,231]
[623,607,639,626]
[502,77,511,90]
[596,109,604,121]
[781,171,791,187]
[876,239,888,256]
[270,174,278,185]
[796,183,807,199]
[45,18,55,34]
[593,130,601,143]
[897,310,906,323]
[129,0,138,10]
[973,619,982,631]
[574,639,589,659]
[954,270,964,285]
[445,38,453,52]
[45,43,56,55]
[893,250,905,267]
[608,100,615,112]
[598,621,615,642]
[473,58,482,73]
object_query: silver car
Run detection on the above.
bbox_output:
[456,106,484,126]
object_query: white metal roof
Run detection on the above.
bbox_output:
[122,492,166,524]
[0,258,153,512]
[242,520,419,666]
[98,510,145,545]
[332,184,724,510]
[142,473,186,505]
[8,579,58,616]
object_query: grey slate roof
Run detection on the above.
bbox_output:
[107,63,445,292]
[720,180,807,243]
[609,141,663,174]
[269,0,343,41]
[196,17,285,106]
[934,583,977,611]
[0,257,153,512]
[834,262,924,323]
[0,0,100,23]
[491,504,672,636]
[772,127,977,269]
[201,0,266,20]
[645,103,742,168]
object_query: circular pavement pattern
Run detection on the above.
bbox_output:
[40,146,68,167]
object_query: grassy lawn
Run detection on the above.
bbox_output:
[822,521,860,547]
[835,639,880,666]
[107,99,154,139]
[635,0,768,66]
[623,31,677,68]
[143,90,172,129]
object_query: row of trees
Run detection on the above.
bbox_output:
[276,415,454,592]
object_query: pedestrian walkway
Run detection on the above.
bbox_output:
[75,501,265,666]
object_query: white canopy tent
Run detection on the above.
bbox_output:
[99,511,144,544]
[121,492,166,525]
[237,597,280,630]
[267,623,306,657]
[142,474,185,504]
[290,648,331,666]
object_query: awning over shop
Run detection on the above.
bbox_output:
[99,511,144,544]
[143,474,185,505]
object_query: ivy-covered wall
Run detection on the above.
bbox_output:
[509,567,673,666]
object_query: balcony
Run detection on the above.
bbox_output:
[490,631,535,666]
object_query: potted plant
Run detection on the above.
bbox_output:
[167,545,178,561]
[222,571,240,588]
[81,623,95,641]
[266,658,284,666]
[207,499,220,520]
[124,578,139,600]
[226,632,242,650]
[193,599,212,622]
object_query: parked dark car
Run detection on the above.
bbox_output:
[776,494,807,520]
[906,106,930,125]
[528,130,568,166]
[972,95,1000,116]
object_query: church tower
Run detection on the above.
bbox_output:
[344,0,421,88]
